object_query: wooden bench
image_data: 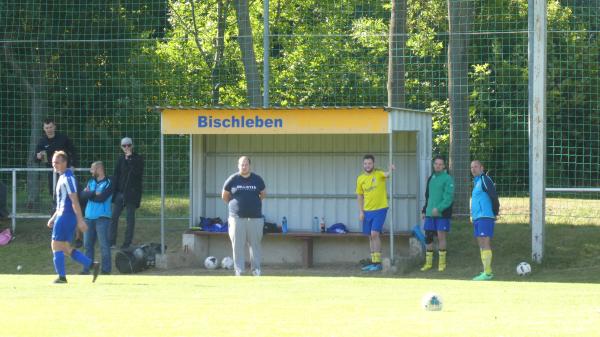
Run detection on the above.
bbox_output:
[184,230,412,268]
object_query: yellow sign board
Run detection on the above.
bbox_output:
[161,108,388,134]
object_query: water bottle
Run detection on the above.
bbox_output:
[282,216,288,233]
[320,217,326,232]
[312,216,319,232]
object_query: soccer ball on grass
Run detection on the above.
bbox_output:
[221,256,234,270]
[421,292,443,311]
[516,262,532,276]
[204,256,219,270]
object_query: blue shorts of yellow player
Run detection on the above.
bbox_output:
[362,208,388,235]
[424,217,451,232]
[473,218,495,238]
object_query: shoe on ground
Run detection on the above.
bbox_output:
[359,258,372,267]
[234,270,242,276]
[472,272,493,281]
[252,269,261,276]
[438,264,446,272]
[361,263,375,271]
[53,277,67,284]
[420,264,432,272]
[91,262,100,283]
[363,264,382,272]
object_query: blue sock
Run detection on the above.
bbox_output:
[71,249,92,268]
[53,251,66,277]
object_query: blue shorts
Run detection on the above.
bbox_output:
[52,212,77,242]
[424,217,451,232]
[473,218,495,238]
[362,208,388,235]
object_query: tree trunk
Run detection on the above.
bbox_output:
[447,0,472,217]
[387,0,407,109]
[3,44,46,207]
[233,0,262,107]
[211,0,227,105]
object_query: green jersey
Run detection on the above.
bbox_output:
[424,170,455,217]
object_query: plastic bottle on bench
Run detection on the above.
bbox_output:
[282,216,288,233]
[312,216,319,232]
[320,217,326,232]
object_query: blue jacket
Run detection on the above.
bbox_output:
[471,174,498,220]
[82,177,113,220]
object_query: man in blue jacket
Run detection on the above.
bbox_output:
[80,161,113,274]
[470,160,499,281]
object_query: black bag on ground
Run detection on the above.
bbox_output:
[115,243,165,274]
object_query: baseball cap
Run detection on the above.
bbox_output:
[121,137,133,146]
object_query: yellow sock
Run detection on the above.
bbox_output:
[421,251,433,271]
[372,252,382,263]
[438,250,446,271]
[481,249,493,274]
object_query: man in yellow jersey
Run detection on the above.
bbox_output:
[356,154,395,271]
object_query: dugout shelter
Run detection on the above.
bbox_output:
[156,106,432,264]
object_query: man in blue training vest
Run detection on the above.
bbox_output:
[47,151,99,283]
[470,160,499,281]
[80,161,113,275]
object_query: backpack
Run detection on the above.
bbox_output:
[481,174,500,216]
[0,228,12,246]
[115,243,164,273]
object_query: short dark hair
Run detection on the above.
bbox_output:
[43,118,55,125]
[433,155,446,164]
[363,154,375,162]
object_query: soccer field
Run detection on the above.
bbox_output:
[3,275,599,337]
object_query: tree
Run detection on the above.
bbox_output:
[233,0,261,106]
[387,0,407,108]
[447,0,473,216]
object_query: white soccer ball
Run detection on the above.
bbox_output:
[221,256,234,270]
[516,262,532,276]
[204,256,219,270]
[421,292,443,311]
[17,265,22,272]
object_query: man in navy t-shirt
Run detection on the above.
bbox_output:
[222,156,266,276]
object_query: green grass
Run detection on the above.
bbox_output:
[2,197,600,336]
[2,275,600,337]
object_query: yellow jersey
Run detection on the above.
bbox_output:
[356,169,388,211]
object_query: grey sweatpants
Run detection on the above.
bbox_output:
[228,217,264,274]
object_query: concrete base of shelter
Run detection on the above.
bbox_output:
[175,231,413,269]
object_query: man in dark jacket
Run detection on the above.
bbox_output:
[34,118,78,197]
[109,137,144,249]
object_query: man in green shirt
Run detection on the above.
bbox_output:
[420,156,455,272]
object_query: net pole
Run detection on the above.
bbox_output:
[189,135,193,229]
[388,128,394,263]
[11,170,16,233]
[160,114,166,255]
[263,0,270,108]
[528,0,547,263]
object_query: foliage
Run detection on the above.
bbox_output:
[0,0,598,196]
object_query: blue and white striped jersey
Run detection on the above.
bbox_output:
[55,169,78,215]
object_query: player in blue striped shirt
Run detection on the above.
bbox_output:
[48,151,99,284]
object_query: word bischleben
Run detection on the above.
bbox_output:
[198,115,284,128]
